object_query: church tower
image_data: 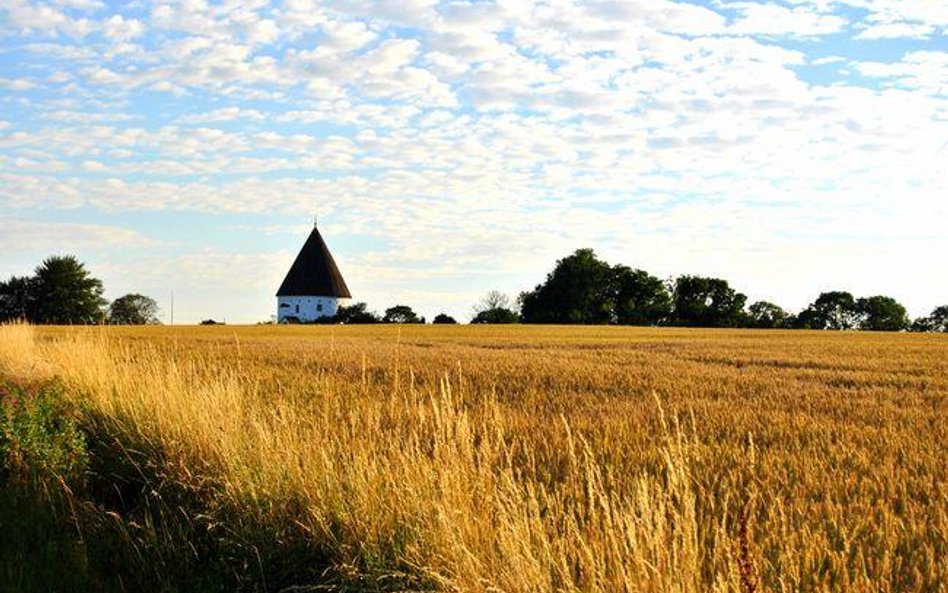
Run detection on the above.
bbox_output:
[276,221,351,322]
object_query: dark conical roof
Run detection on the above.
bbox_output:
[276,225,351,297]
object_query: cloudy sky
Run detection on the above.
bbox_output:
[1,0,946,323]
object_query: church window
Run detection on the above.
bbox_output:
[317,303,323,312]
[295,304,299,313]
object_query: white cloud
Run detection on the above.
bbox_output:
[0,0,95,36]
[840,0,948,28]
[180,106,266,123]
[837,0,948,40]
[80,159,107,171]
[363,38,421,73]
[22,42,98,60]
[52,0,103,10]
[102,14,145,41]
[0,217,157,255]
[811,55,846,66]
[1,0,946,322]
[319,18,376,51]
[724,2,848,36]
[0,77,37,91]
[855,51,948,94]
[855,21,935,39]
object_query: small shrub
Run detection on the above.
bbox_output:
[0,379,87,483]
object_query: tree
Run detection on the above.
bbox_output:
[432,313,458,324]
[30,256,106,325]
[519,249,614,324]
[471,307,520,324]
[855,296,908,331]
[109,293,160,325]
[470,290,519,324]
[795,291,858,330]
[477,290,513,312]
[0,275,37,322]
[382,305,423,324]
[911,305,948,333]
[671,276,747,327]
[332,302,380,324]
[611,266,672,325]
[747,301,788,329]
[789,309,819,330]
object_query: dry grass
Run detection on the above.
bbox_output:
[1,323,946,592]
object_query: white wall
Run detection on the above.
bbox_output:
[277,296,343,322]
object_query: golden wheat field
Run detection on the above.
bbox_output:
[1,323,946,592]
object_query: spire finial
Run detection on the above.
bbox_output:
[314,214,318,227]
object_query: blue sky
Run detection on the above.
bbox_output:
[1,0,946,323]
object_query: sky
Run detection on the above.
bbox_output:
[1,0,946,324]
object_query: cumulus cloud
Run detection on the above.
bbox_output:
[855,51,948,94]
[841,0,948,28]
[0,0,97,36]
[0,217,158,254]
[180,106,266,123]
[810,55,846,66]
[102,14,145,41]
[0,77,37,90]
[724,2,848,36]
[0,0,946,321]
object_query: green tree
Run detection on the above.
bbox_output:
[31,256,106,325]
[747,301,788,329]
[0,276,37,322]
[795,291,858,330]
[432,313,458,324]
[471,307,520,324]
[332,302,380,324]
[470,291,519,324]
[382,305,423,324]
[519,249,614,324]
[855,296,908,331]
[611,266,672,325]
[671,276,747,327]
[109,293,160,325]
[911,305,948,333]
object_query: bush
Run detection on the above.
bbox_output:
[471,307,520,324]
[332,302,380,324]
[0,380,96,591]
[0,380,87,483]
[382,305,424,324]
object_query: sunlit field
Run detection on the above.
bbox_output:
[1,323,946,592]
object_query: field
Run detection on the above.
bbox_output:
[1,323,946,593]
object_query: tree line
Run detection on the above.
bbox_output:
[0,256,159,325]
[326,291,520,326]
[503,248,945,331]
[3,251,946,331]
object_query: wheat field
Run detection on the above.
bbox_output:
[1,323,946,592]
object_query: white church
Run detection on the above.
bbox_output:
[276,222,351,323]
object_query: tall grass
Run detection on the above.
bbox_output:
[1,323,945,592]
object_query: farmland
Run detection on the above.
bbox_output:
[1,323,946,592]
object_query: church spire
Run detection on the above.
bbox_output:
[276,223,351,298]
